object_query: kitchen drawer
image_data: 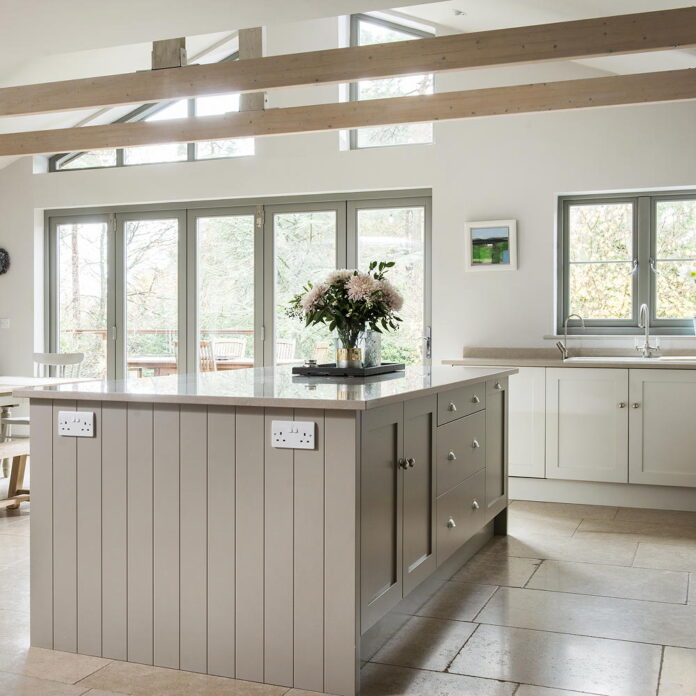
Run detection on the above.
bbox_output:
[436,410,486,496]
[436,468,485,566]
[437,383,485,426]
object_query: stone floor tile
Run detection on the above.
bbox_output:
[515,687,604,696]
[360,662,516,696]
[689,575,695,604]
[509,500,617,520]
[371,616,476,671]
[0,533,30,569]
[415,581,497,622]
[452,555,541,587]
[0,671,91,695]
[477,586,696,648]
[508,509,581,537]
[0,647,110,684]
[477,532,637,566]
[449,624,660,696]
[0,561,29,613]
[396,576,446,615]
[0,508,31,537]
[616,507,696,527]
[634,543,696,573]
[575,519,696,547]
[78,661,288,695]
[659,646,696,695]
[527,559,688,603]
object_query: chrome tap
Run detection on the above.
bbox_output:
[637,303,659,358]
[556,313,585,360]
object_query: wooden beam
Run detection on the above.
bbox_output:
[238,28,264,113]
[2,69,694,157]
[152,38,187,70]
[1,7,695,118]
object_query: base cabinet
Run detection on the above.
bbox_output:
[485,378,508,520]
[629,370,696,487]
[545,368,628,483]
[507,368,546,478]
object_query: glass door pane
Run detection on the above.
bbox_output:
[197,213,256,372]
[356,204,427,365]
[124,218,180,378]
[272,209,339,366]
[56,220,109,378]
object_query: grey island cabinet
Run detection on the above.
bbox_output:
[16,365,515,696]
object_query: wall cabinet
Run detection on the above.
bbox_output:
[629,370,696,488]
[545,368,628,483]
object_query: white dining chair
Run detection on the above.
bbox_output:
[276,338,296,362]
[214,338,246,360]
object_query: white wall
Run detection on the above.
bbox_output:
[0,17,695,372]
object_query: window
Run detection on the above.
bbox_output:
[349,14,434,149]
[50,53,254,171]
[48,192,432,378]
[559,191,696,334]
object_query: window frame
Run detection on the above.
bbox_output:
[46,189,433,378]
[348,13,434,151]
[557,189,696,335]
[49,52,247,172]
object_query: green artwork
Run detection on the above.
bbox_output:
[471,226,511,265]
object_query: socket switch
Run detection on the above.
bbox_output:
[271,420,315,449]
[58,411,95,437]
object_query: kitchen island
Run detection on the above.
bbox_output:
[16,365,515,696]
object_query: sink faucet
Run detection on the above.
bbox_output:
[556,313,585,360]
[637,303,659,358]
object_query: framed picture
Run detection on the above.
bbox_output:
[464,219,517,272]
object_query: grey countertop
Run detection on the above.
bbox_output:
[14,365,517,410]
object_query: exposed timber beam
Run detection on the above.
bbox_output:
[1,7,695,118]
[238,27,265,113]
[1,69,694,157]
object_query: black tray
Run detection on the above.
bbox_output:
[292,362,405,377]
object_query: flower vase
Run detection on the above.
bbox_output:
[336,345,362,369]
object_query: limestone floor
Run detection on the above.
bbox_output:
[1,499,696,695]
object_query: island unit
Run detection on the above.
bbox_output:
[16,365,515,696]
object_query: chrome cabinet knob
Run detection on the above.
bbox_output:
[472,500,480,510]
[447,451,457,461]
[447,517,456,529]
[448,402,457,412]
[397,458,408,470]
[472,439,480,449]
[495,382,502,390]
[406,457,416,469]
[618,402,626,408]
[471,395,480,404]
[632,402,640,409]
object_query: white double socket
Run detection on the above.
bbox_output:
[271,420,315,449]
[58,411,95,437]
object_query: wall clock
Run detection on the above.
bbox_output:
[0,249,8,275]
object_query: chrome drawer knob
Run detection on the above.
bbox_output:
[447,451,457,461]
[397,458,408,470]
[472,439,480,449]
[618,402,626,408]
[406,457,416,469]
[472,500,480,511]
[447,517,456,529]
[448,402,457,412]
[471,395,480,404]
[632,402,640,409]
[495,382,502,390]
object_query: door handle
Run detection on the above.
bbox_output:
[471,395,480,404]
[447,451,457,461]
[447,517,456,529]
[406,458,416,469]
[397,458,408,469]
[632,402,640,409]
[472,439,480,449]
[618,402,626,408]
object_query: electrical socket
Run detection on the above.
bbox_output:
[271,420,315,449]
[58,411,95,437]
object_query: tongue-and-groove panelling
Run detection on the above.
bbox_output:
[29,399,359,695]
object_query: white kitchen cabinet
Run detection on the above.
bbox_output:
[507,368,546,478]
[629,369,696,488]
[546,368,629,483]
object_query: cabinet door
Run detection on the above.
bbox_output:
[508,368,546,478]
[485,378,508,520]
[546,368,628,483]
[629,369,696,487]
[360,403,403,633]
[402,395,436,596]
